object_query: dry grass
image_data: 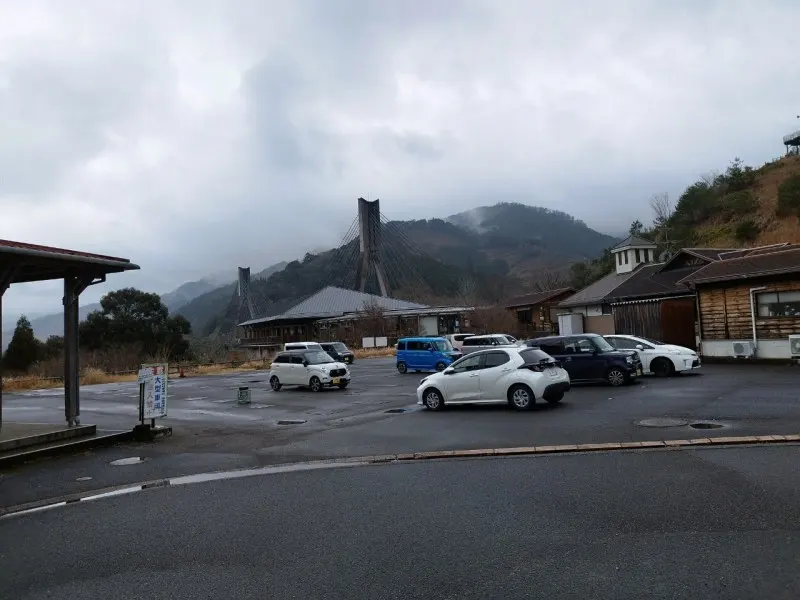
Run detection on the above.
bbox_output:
[354,346,395,359]
[2,350,396,393]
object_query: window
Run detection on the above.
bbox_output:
[617,253,623,266]
[607,337,635,350]
[517,308,532,324]
[601,304,612,315]
[397,341,406,350]
[484,351,510,368]
[290,355,305,364]
[463,337,483,346]
[644,249,650,263]
[624,251,629,264]
[520,348,555,363]
[757,291,800,317]
[407,341,425,350]
[537,341,564,355]
[454,334,472,342]
[451,354,483,373]
[564,338,595,353]
[635,249,641,262]
[304,351,334,365]
[432,340,454,352]
[273,354,290,364]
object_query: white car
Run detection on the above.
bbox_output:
[416,347,570,411]
[269,349,350,392]
[604,334,701,377]
[444,333,474,352]
[283,341,323,352]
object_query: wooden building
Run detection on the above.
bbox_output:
[679,244,800,360]
[558,239,738,348]
[505,287,575,337]
[237,285,471,358]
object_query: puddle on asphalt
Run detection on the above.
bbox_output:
[636,418,689,428]
[689,421,725,429]
[110,457,147,466]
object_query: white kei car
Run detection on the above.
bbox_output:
[604,334,701,377]
[269,349,351,392]
[416,347,570,411]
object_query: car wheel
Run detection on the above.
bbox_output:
[423,388,444,410]
[545,392,564,404]
[651,357,674,377]
[269,376,281,391]
[435,361,447,372]
[508,384,534,410]
[337,381,349,389]
[397,362,408,374]
[309,376,323,392]
[607,368,627,386]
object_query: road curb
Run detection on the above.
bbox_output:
[379,434,800,462]
[2,435,798,520]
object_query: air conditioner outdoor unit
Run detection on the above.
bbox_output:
[789,335,800,359]
[732,341,755,358]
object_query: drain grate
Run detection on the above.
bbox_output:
[689,422,725,429]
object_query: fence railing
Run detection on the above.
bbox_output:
[1,358,273,384]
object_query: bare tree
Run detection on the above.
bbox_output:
[699,170,720,187]
[649,192,672,227]
[466,305,518,335]
[531,270,569,293]
[455,275,480,306]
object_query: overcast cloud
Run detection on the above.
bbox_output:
[2,0,799,319]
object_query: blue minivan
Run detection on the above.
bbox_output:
[396,337,462,374]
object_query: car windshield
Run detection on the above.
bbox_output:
[638,336,665,346]
[304,350,334,364]
[591,336,616,352]
[432,340,453,352]
[330,342,348,351]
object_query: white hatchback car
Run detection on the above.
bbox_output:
[416,347,570,411]
[604,334,701,377]
[269,349,351,392]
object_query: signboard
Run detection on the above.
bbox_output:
[138,363,168,419]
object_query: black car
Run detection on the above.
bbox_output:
[523,333,642,386]
[320,341,355,364]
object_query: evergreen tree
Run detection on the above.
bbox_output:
[2,315,41,372]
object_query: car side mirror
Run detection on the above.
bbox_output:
[429,347,435,352]
[636,344,644,350]
[303,360,309,367]
[443,367,455,375]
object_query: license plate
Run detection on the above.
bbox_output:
[331,377,340,385]
[636,368,642,376]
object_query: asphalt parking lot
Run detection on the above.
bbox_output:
[2,358,800,507]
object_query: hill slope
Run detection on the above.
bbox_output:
[199,202,618,339]
[672,155,800,247]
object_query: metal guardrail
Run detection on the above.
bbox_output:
[783,129,800,144]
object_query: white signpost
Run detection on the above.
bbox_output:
[138,363,169,421]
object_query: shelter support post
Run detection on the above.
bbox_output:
[0,266,19,430]
[63,274,104,427]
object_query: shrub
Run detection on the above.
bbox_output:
[734,219,760,243]
[776,174,800,218]
[721,190,758,217]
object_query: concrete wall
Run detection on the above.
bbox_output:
[700,339,795,360]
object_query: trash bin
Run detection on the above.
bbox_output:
[237,386,251,405]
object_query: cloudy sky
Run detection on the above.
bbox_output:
[1,0,799,320]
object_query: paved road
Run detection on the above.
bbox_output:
[2,361,800,508]
[1,445,798,599]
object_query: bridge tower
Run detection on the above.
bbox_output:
[237,266,256,321]
[354,197,389,296]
